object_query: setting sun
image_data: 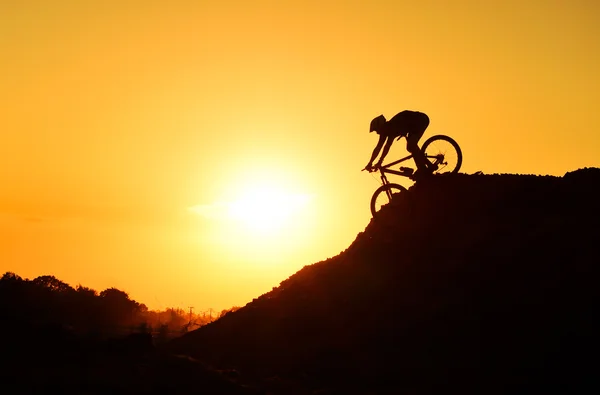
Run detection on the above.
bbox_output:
[189,183,315,237]
[227,186,313,233]
[187,182,317,271]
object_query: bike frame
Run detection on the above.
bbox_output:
[376,153,414,185]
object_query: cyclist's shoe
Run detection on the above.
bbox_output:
[399,167,414,176]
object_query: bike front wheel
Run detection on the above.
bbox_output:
[370,183,409,217]
[421,135,462,174]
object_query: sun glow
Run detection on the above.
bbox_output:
[189,185,315,236]
[227,186,313,232]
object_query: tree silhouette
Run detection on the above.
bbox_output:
[32,275,74,293]
[99,287,142,327]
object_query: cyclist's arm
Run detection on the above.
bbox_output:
[375,136,395,166]
[366,134,386,168]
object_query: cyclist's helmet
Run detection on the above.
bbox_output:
[369,114,386,133]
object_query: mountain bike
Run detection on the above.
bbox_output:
[367,135,462,217]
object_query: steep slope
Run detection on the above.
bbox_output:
[169,168,599,394]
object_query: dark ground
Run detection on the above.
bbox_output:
[169,168,599,394]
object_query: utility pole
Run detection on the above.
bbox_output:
[188,306,194,324]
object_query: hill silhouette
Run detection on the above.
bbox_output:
[169,168,599,394]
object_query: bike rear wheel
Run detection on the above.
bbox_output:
[370,183,409,217]
[421,135,462,174]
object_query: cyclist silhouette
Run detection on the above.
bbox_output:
[363,110,433,178]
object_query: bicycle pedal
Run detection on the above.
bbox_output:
[399,167,414,176]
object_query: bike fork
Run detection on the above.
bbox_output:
[380,175,394,200]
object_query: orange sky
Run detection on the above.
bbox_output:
[1,0,599,311]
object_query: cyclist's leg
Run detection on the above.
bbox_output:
[407,132,427,172]
[406,115,429,171]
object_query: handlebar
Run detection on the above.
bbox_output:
[362,165,381,173]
